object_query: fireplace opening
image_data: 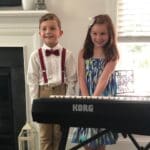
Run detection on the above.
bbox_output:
[0,47,26,150]
[0,67,14,148]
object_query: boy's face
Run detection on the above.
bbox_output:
[39,19,63,47]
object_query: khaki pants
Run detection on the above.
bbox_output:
[38,84,66,150]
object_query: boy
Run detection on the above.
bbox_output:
[27,13,77,150]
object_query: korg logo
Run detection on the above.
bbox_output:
[72,104,94,112]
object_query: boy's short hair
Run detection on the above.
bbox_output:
[39,13,61,29]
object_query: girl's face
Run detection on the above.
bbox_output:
[39,20,63,47]
[90,24,109,48]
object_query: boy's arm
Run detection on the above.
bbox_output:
[27,52,39,102]
[65,50,77,95]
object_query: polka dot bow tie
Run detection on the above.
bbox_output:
[45,49,60,56]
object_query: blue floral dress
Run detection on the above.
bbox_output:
[72,58,118,149]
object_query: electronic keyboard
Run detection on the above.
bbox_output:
[32,95,150,135]
[32,95,150,150]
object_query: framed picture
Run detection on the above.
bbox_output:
[115,70,134,94]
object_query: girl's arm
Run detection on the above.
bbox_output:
[78,50,89,96]
[93,59,117,96]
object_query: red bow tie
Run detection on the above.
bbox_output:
[45,49,59,56]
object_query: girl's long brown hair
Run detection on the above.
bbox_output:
[83,14,119,62]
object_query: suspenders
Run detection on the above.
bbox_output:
[61,48,66,83]
[38,48,66,84]
[38,48,48,83]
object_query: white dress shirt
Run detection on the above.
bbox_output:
[27,43,77,101]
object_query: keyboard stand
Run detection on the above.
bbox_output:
[69,129,110,150]
[58,125,69,150]
[58,125,109,150]
[58,126,150,150]
[58,126,110,150]
[122,134,150,150]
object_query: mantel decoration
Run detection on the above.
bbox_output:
[35,0,46,10]
[22,0,34,10]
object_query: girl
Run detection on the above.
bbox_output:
[72,14,119,150]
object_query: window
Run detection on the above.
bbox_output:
[117,0,150,94]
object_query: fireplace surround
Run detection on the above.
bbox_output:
[0,10,48,150]
[0,47,26,150]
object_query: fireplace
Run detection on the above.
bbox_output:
[0,10,48,150]
[0,47,26,150]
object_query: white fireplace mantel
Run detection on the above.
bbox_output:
[0,10,48,17]
[0,10,48,31]
[0,10,48,121]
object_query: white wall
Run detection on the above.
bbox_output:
[45,0,117,60]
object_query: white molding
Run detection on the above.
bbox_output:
[0,10,48,17]
[0,29,37,35]
[0,10,49,29]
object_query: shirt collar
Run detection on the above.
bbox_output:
[42,43,62,50]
